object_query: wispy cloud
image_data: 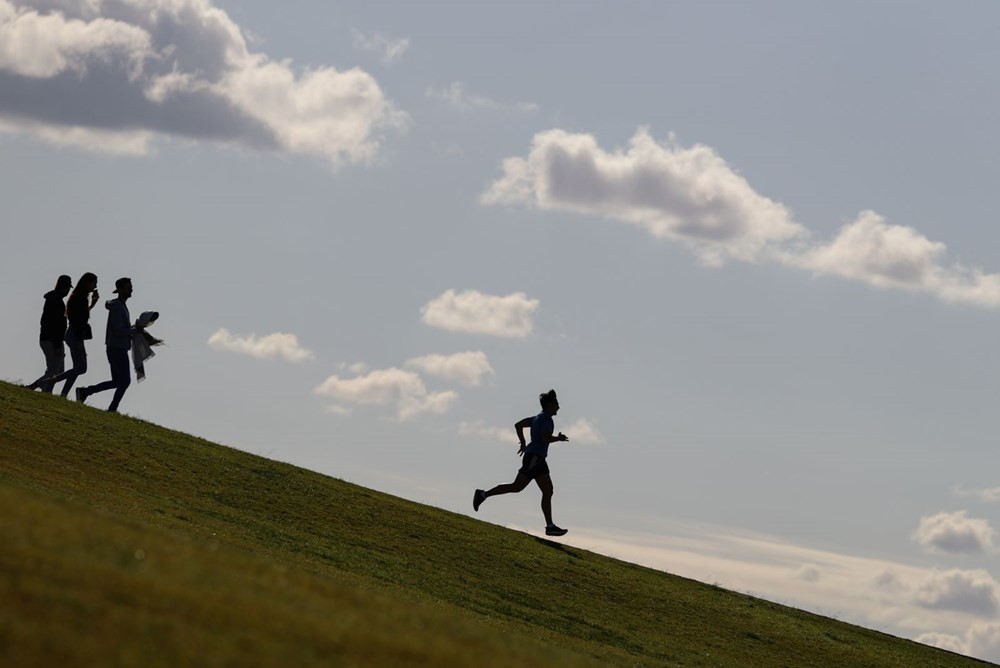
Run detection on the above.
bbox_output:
[208,328,313,363]
[458,416,603,445]
[427,81,538,113]
[918,622,1000,662]
[314,367,457,420]
[421,289,539,339]
[351,29,410,65]
[405,351,495,387]
[484,127,1000,308]
[560,418,605,445]
[953,485,1000,503]
[913,511,997,555]
[458,420,511,443]
[0,0,409,165]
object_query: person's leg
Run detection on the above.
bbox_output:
[535,474,555,527]
[484,473,531,498]
[106,348,131,412]
[43,341,65,393]
[80,348,119,401]
[26,342,51,389]
[28,341,65,392]
[475,456,542,511]
[52,339,87,396]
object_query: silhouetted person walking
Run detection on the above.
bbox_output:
[473,389,571,536]
[47,273,99,397]
[76,277,135,412]
[26,274,72,393]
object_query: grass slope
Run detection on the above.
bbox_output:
[0,381,990,667]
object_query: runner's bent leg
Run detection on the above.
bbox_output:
[485,473,530,498]
[535,474,554,527]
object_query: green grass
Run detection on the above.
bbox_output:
[0,380,990,667]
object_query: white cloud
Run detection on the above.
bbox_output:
[207,328,313,363]
[314,367,458,420]
[913,511,996,555]
[872,569,905,592]
[797,211,946,290]
[794,211,1000,308]
[405,351,495,387]
[913,569,1000,616]
[421,289,539,339]
[427,81,538,113]
[351,29,410,65]
[796,565,822,582]
[0,0,409,165]
[953,485,1000,503]
[965,623,1000,662]
[484,127,1000,308]
[919,623,1000,662]
[347,361,369,375]
[0,1,151,78]
[458,420,511,443]
[560,418,605,445]
[482,127,806,267]
[916,631,967,655]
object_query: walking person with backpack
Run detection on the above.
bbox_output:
[473,389,571,537]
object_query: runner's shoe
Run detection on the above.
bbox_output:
[75,387,87,404]
[545,524,568,537]
[473,489,486,512]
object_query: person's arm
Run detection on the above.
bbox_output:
[109,302,133,339]
[42,296,63,322]
[514,416,533,455]
[541,425,568,444]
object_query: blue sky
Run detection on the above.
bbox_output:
[3,1,1000,659]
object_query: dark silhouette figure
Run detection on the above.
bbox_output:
[473,389,571,536]
[26,275,72,392]
[76,277,136,413]
[47,273,99,397]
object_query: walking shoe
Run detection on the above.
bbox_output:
[545,524,568,537]
[473,489,486,512]
[75,387,87,404]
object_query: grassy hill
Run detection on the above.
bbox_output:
[0,380,991,667]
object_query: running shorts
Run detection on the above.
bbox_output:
[518,453,550,480]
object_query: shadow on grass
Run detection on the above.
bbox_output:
[534,537,582,558]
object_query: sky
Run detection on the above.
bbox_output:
[2,0,1000,660]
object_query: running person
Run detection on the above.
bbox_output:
[473,389,570,536]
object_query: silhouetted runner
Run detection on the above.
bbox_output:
[76,277,136,413]
[47,272,99,398]
[474,389,570,536]
[26,275,72,393]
